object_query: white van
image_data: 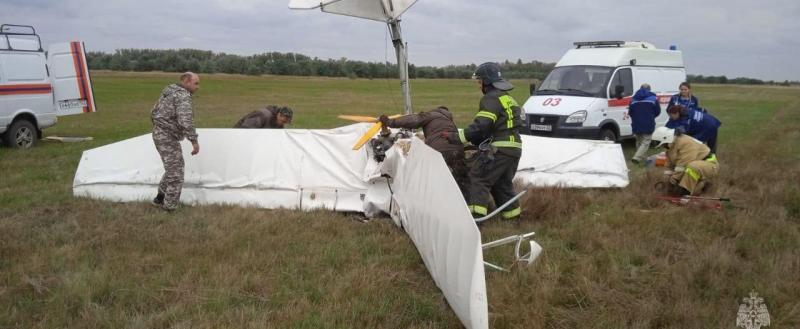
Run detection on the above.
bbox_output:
[0,24,96,148]
[522,41,685,141]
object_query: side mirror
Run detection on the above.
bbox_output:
[529,83,536,96]
[614,85,625,99]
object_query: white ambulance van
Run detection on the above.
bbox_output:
[0,24,96,148]
[523,41,685,141]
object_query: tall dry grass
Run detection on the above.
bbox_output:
[1,73,798,328]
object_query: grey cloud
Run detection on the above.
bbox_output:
[0,0,797,80]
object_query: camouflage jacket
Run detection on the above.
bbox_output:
[386,107,463,153]
[233,107,280,129]
[151,84,198,142]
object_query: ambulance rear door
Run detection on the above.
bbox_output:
[47,42,97,116]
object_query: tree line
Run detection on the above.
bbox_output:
[86,48,796,86]
[687,74,797,86]
[85,49,553,80]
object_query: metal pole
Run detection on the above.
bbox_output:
[474,190,527,223]
[388,19,412,115]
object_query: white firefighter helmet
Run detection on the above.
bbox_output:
[652,126,675,147]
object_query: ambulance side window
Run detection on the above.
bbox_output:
[609,68,633,98]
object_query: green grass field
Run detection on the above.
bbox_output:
[1,71,799,328]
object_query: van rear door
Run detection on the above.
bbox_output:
[47,42,96,116]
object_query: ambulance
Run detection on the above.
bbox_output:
[523,41,685,141]
[0,24,96,148]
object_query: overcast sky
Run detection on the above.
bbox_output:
[2,0,798,81]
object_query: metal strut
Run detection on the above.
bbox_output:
[387,19,412,115]
[482,232,542,272]
[474,190,527,223]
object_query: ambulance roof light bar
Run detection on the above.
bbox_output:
[573,41,626,49]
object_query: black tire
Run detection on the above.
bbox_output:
[600,127,617,142]
[4,119,37,149]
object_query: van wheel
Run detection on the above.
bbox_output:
[4,119,37,149]
[600,127,617,142]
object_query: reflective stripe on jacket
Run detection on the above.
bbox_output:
[463,88,523,150]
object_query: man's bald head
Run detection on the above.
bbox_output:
[180,72,200,94]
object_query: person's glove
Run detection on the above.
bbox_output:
[378,114,389,126]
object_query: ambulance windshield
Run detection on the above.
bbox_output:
[536,66,613,98]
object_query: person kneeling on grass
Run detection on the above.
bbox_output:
[234,105,293,129]
[651,126,719,196]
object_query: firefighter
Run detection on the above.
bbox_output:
[379,106,468,198]
[652,126,719,196]
[234,105,293,128]
[449,62,524,221]
[150,72,200,211]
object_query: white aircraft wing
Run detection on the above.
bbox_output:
[289,0,418,22]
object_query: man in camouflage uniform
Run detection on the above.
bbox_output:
[378,106,468,199]
[233,105,293,128]
[151,72,201,211]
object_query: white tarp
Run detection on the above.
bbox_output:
[288,0,418,22]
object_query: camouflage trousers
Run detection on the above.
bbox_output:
[153,132,185,210]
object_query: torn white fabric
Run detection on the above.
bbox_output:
[289,0,418,22]
[374,139,488,329]
[516,135,629,188]
[73,125,374,211]
[73,124,627,329]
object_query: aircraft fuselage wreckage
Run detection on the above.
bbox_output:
[72,1,630,328]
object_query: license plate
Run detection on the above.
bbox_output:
[58,99,87,110]
[530,124,552,132]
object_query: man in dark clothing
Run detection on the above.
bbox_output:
[234,105,293,128]
[666,104,721,153]
[379,106,468,197]
[628,83,661,163]
[449,62,524,221]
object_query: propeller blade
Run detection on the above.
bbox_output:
[338,115,379,123]
[353,122,383,150]
[338,114,405,123]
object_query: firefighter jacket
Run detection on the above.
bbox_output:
[458,88,523,154]
[151,84,197,143]
[234,107,281,129]
[666,134,710,175]
[386,107,463,153]
[665,134,718,194]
